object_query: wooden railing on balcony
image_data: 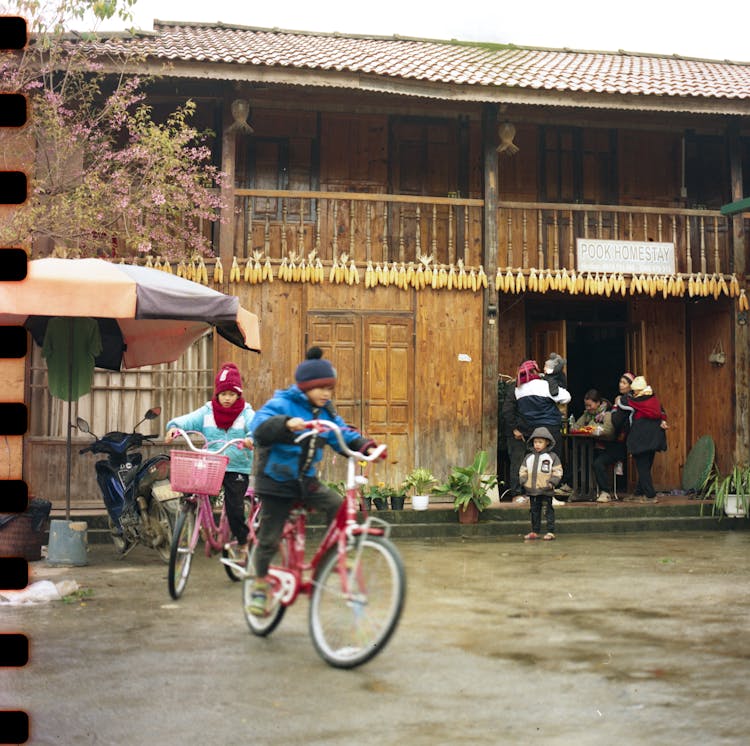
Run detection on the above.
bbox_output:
[498,201,733,276]
[233,190,741,280]
[233,189,485,268]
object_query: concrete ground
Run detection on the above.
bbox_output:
[2,532,749,745]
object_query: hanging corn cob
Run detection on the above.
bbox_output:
[495,266,504,293]
[729,274,740,297]
[176,260,186,279]
[739,288,749,311]
[229,257,240,283]
[505,267,515,294]
[213,256,224,284]
[515,268,525,293]
[717,273,728,297]
[348,258,360,285]
[365,260,375,289]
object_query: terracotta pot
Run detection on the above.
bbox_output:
[457,501,479,524]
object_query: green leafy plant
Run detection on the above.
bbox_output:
[700,463,750,518]
[362,482,405,509]
[402,467,436,496]
[433,451,498,512]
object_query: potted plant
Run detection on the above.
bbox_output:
[433,451,498,524]
[362,482,395,511]
[701,463,750,518]
[402,467,436,511]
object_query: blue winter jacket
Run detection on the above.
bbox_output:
[251,385,371,497]
[166,401,255,474]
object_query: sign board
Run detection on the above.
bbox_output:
[576,238,676,275]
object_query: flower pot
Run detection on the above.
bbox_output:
[457,501,479,524]
[361,496,372,511]
[724,494,748,517]
[411,494,429,511]
[390,496,405,510]
[373,497,389,511]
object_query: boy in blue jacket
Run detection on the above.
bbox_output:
[247,347,381,616]
[166,362,255,561]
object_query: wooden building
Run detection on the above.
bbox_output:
[20,22,750,501]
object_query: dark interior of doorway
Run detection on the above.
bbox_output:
[527,298,627,419]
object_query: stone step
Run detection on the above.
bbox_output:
[45,499,747,546]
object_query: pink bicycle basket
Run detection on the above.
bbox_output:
[169,450,229,494]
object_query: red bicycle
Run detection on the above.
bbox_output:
[242,419,406,669]
[167,429,256,600]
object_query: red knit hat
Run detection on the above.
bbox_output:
[214,362,243,395]
[621,372,635,385]
[516,360,540,386]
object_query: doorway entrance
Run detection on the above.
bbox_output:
[527,299,628,418]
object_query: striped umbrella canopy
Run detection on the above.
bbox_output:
[0,257,261,369]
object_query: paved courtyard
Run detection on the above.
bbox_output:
[2,531,749,745]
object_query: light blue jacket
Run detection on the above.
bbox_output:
[166,401,255,474]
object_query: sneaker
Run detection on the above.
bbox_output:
[556,484,574,495]
[248,579,269,617]
[513,495,529,504]
[596,492,611,503]
[524,532,539,541]
[551,497,565,507]
[543,532,556,541]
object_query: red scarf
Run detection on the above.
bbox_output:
[212,396,245,430]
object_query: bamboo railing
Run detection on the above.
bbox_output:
[234,190,737,280]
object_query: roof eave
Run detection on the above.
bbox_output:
[96,57,750,117]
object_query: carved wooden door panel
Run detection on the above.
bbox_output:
[306,313,414,485]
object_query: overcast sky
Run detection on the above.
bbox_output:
[68,0,750,62]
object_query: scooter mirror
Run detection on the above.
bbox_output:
[145,407,162,419]
[76,417,91,433]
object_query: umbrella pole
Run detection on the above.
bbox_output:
[66,319,73,521]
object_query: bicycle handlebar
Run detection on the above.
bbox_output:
[169,428,247,454]
[294,419,386,462]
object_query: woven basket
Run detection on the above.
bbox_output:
[0,515,45,561]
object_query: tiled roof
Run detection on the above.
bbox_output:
[82,21,750,101]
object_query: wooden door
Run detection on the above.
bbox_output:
[530,320,567,370]
[626,321,646,379]
[362,315,413,484]
[307,312,414,485]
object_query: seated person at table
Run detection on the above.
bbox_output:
[570,389,617,502]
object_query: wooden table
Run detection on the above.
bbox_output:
[564,433,598,501]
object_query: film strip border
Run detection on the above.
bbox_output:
[1,14,32,746]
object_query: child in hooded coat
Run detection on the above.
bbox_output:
[166,362,255,559]
[519,426,563,540]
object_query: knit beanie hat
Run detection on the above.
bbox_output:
[630,376,649,394]
[516,359,540,386]
[295,347,336,392]
[214,362,243,396]
[621,372,635,385]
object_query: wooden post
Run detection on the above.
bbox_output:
[219,94,236,267]
[728,123,749,463]
[482,104,500,471]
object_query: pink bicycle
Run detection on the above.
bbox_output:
[167,429,256,600]
[242,419,406,669]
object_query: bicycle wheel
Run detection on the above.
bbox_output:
[242,542,286,636]
[168,503,196,600]
[309,536,405,669]
[148,498,174,564]
[222,497,254,582]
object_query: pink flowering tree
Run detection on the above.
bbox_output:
[0,0,225,260]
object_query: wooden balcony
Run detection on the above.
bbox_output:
[233,189,744,280]
[498,201,736,276]
[233,188,484,268]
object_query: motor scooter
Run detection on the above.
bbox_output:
[76,407,178,561]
